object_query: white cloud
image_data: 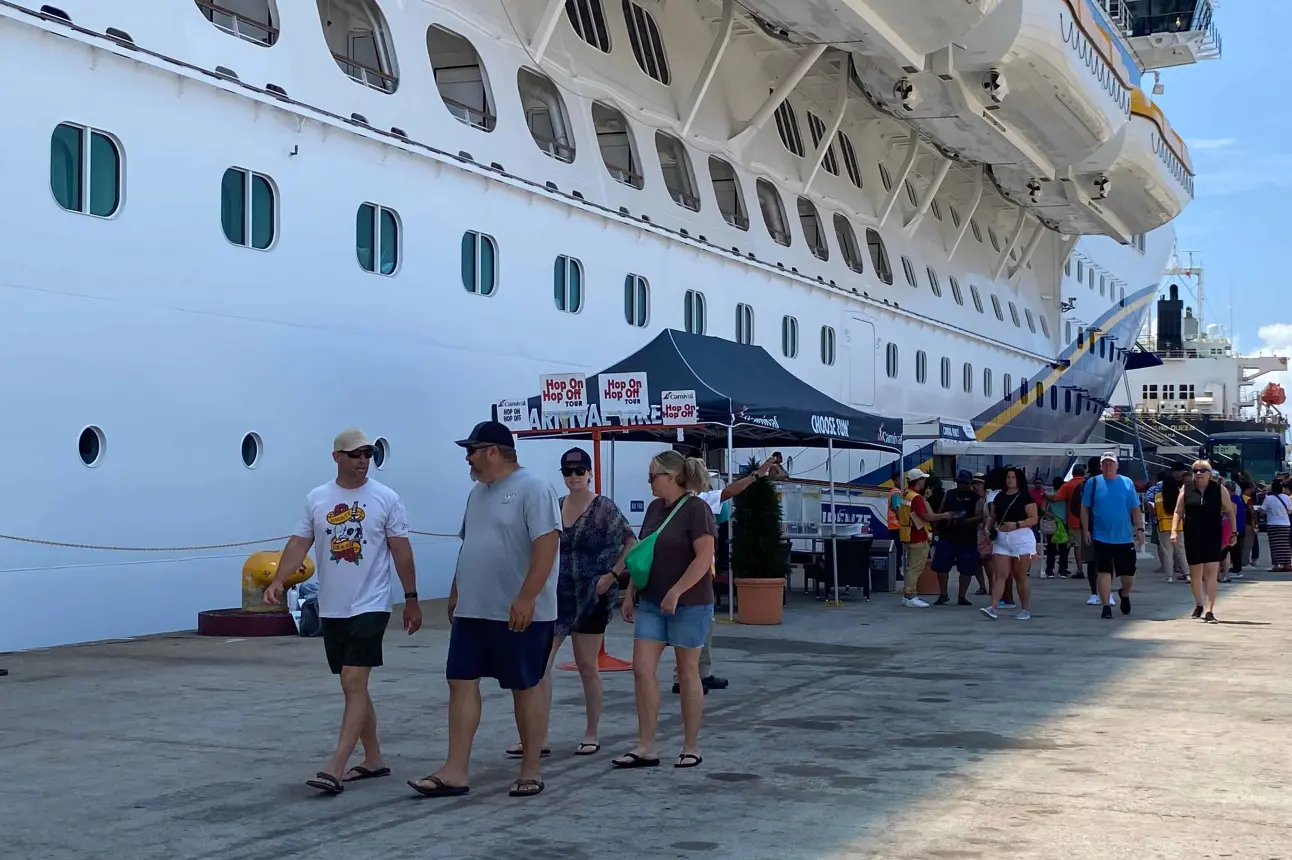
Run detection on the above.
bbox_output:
[1187,137,1237,150]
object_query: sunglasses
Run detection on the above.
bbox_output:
[342,448,374,460]
[648,472,665,483]
[562,467,588,477]
[1194,468,1211,475]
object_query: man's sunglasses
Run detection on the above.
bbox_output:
[562,467,588,477]
[342,447,375,460]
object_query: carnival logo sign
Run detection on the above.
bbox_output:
[876,423,902,446]
[740,412,780,430]
[810,415,850,438]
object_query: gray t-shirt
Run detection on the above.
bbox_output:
[454,467,562,622]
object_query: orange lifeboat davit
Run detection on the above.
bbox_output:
[1261,383,1286,407]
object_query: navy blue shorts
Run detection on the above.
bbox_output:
[931,541,980,577]
[446,617,555,691]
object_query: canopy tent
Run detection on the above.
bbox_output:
[493,329,904,617]
[496,329,903,453]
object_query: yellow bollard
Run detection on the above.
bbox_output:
[241,550,315,613]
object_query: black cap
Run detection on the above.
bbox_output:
[455,420,514,449]
[561,447,592,470]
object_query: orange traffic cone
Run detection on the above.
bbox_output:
[558,642,632,672]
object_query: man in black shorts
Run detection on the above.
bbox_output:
[266,429,422,794]
[1079,452,1145,620]
[409,421,561,800]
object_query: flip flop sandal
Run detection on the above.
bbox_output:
[407,775,470,798]
[342,765,391,782]
[611,752,660,769]
[305,772,344,794]
[575,743,601,756]
[505,746,551,758]
[674,753,703,769]
[509,778,545,798]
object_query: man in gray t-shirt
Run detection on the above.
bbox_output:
[408,421,560,801]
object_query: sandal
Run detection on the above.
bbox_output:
[342,765,391,782]
[407,775,470,798]
[674,753,703,769]
[575,742,600,756]
[505,745,551,758]
[305,772,344,794]
[611,752,660,769]
[509,778,545,797]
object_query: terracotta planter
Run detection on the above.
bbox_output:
[735,578,784,625]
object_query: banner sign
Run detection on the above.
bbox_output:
[599,372,649,416]
[497,399,530,432]
[661,389,698,425]
[540,373,586,415]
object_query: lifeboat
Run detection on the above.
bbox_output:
[1262,383,1286,407]
[734,0,1001,70]
[848,0,1135,223]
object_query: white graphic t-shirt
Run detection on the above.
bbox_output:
[294,478,409,619]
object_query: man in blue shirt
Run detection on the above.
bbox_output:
[1080,451,1145,620]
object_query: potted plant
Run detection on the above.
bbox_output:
[731,457,788,624]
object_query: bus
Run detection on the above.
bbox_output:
[1203,432,1288,484]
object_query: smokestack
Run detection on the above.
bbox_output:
[1157,283,1183,352]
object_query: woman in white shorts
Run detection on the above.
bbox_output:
[982,466,1039,620]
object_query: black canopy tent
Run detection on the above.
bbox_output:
[492,330,904,615]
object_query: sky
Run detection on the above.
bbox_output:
[1153,0,1292,393]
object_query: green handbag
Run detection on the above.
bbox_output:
[625,494,692,590]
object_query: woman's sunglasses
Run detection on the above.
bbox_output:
[561,467,588,477]
[1194,468,1211,475]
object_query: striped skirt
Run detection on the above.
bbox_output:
[1269,525,1292,567]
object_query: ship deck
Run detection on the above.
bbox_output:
[4,564,1291,859]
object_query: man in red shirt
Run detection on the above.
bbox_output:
[901,468,953,608]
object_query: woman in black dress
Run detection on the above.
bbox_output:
[1170,459,1237,622]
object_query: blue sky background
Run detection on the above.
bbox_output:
[1155,0,1291,368]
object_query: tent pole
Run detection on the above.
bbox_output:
[727,422,735,622]
[829,437,840,605]
[592,428,603,494]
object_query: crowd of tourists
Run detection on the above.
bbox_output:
[262,423,778,798]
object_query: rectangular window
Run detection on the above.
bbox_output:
[624,274,649,327]
[221,167,275,250]
[461,231,498,295]
[356,203,399,275]
[50,122,122,218]
[553,255,584,313]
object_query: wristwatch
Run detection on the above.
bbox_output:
[404,591,418,600]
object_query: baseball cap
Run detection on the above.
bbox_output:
[956,469,973,483]
[333,428,371,452]
[455,420,515,449]
[906,467,929,481]
[561,447,592,471]
[1100,451,1118,463]
[971,472,985,482]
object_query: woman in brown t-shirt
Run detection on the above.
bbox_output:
[611,451,716,771]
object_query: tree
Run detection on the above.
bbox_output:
[731,457,788,579]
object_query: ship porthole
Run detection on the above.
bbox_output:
[373,437,389,470]
[241,432,263,469]
[79,425,105,467]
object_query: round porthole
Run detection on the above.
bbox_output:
[79,425,105,467]
[241,432,263,469]
[373,437,389,469]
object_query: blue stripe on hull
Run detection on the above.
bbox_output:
[855,286,1155,484]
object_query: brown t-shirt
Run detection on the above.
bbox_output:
[638,495,717,606]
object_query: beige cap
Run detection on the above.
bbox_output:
[906,467,929,481]
[333,428,371,452]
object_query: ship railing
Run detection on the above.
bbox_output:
[606,165,645,188]
[439,95,496,132]
[723,211,750,230]
[332,52,397,94]
[668,189,701,212]
[196,0,277,46]
[531,132,576,163]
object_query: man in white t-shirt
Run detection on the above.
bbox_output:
[265,428,421,795]
[408,420,561,800]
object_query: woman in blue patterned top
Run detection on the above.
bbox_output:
[506,447,635,759]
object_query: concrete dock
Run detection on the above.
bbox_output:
[3,571,1290,860]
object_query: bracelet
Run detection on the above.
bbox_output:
[404,591,418,600]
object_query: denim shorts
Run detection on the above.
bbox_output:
[634,599,713,649]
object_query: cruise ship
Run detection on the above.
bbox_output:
[0,0,1221,651]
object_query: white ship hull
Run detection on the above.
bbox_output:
[0,0,1179,651]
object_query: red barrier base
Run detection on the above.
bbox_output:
[558,642,632,672]
[197,609,298,637]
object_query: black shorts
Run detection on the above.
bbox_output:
[446,617,555,691]
[1092,541,1136,577]
[570,595,614,636]
[321,611,390,674]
